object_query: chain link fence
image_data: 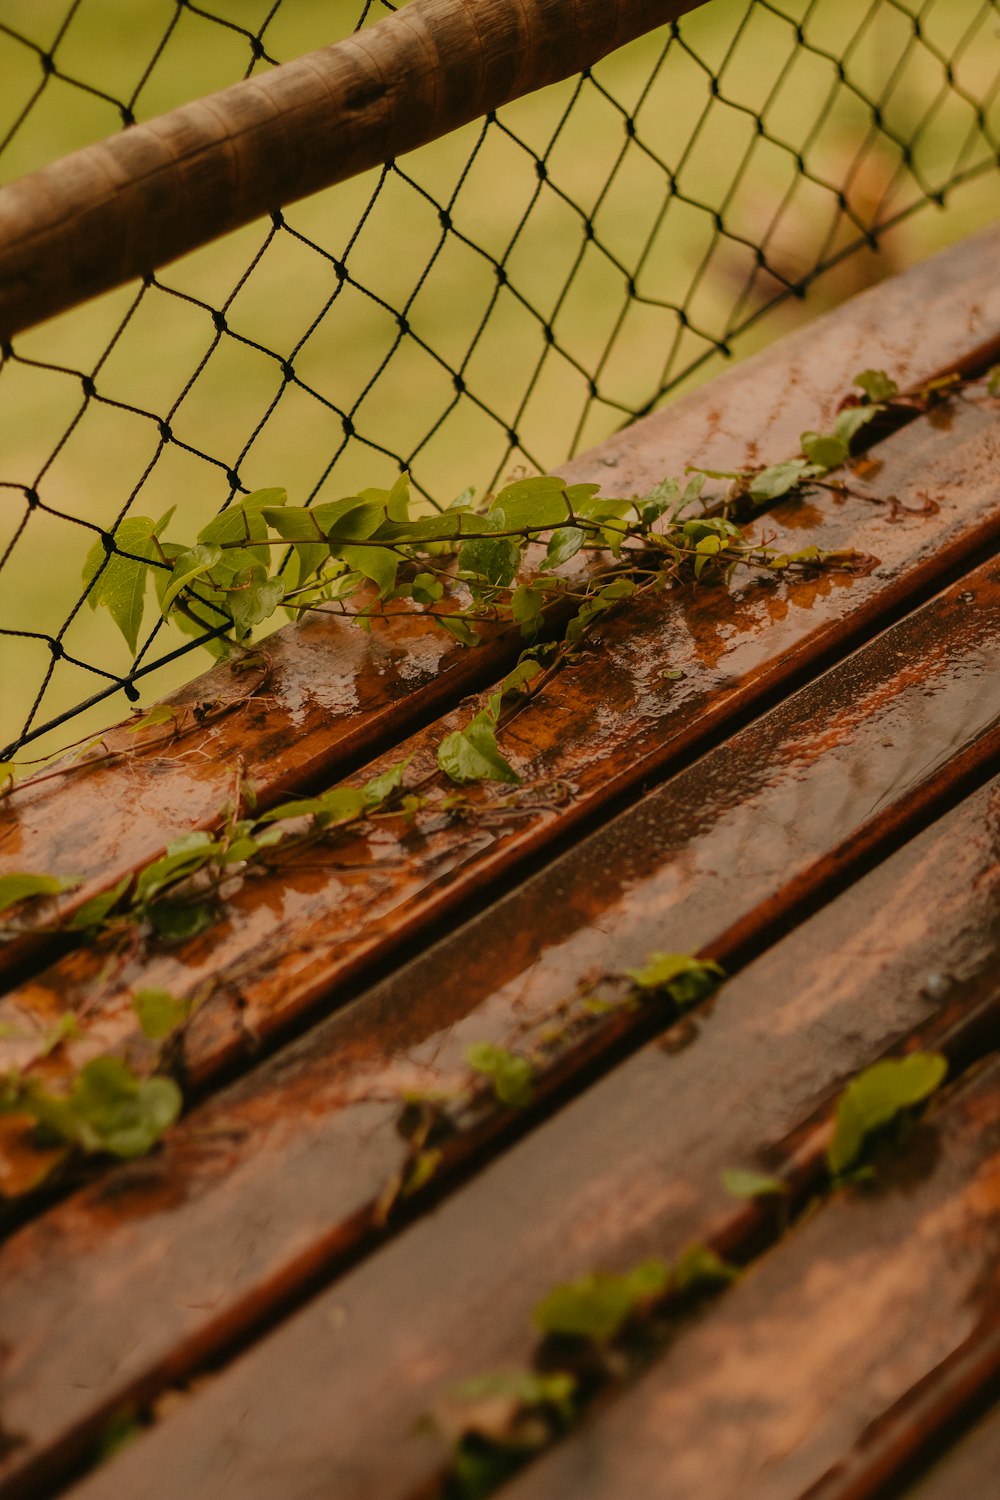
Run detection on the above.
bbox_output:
[1,0,998,762]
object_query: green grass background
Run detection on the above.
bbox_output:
[1,0,998,758]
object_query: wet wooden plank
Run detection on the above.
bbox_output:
[899,1403,1000,1500]
[4,403,1000,1096]
[4,218,1000,948]
[502,1057,1000,1500]
[13,752,1000,1498]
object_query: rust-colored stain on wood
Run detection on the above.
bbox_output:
[2,767,999,1498]
[2,227,1000,1500]
[504,1059,1000,1500]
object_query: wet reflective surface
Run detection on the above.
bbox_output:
[3,228,1000,1500]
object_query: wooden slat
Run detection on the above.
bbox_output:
[0,0,704,338]
[5,404,1000,1095]
[500,1057,1000,1500]
[4,218,1000,957]
[899,1403,1000,1500]
[8,705,1000,1494]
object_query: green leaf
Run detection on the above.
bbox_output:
[827,1052,948,1176]
[835,404,881,444]
[720,1167,790,1200]
[160,544,223,617]
[489,477,573,531]
[326,500,387,544]
[258,786,366,828]
[147,901,215,944]
[800,431,849,471]
[256,797,328,824]
[286,543,331,595]
[988,365,1000,397]
[363,759,411,808]
[496,657,543,713]
[67,874,131,931]
[679,472,707,510]
[261,502,346,542]
[565,578,635,646]
[545,527,585,569]
[639,477,682,523]
[339,544,400,598]
[227,576,285,638]
[0,872,80,915]
[437,711,520,785]
[402,1147,442,1197]
[96,1411,143,1464]
[82,516,166,653]
[133,832,218,904]
[534,1260,670,1343]
[749,459,820,503]
[575,495,631,526]
[854,369,898,403]
[458,535,522,589]
[685,466,745,482]
[466,1042,533,1108]
[125,704,178,734]
[437,613,482,648]
[197,488,286,568]
[373,513,469,546]
[624,951,724,1007]
[682,517,741,546]
[70,1057,183,1158]
[133,988,190,1041]
[433,1368,577,1494]
[411,572,444,605]
[311,788,368,827]
[7,1057,182,1160]
[386,472,411,522]
[450,1370,577,1419]
[673,1243,739,1292]
[510,584,544,636]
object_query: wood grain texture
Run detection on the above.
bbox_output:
[4,220,999,957]
[49,799,1000,1500]
[0,0,704,337]
[899,1402,1000,1500]
[502,1057,1000,1500]
[9,604,1000,1496]
[1,236,1000,1499]
[5,408,1000,1096]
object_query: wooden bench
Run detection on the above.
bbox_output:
[2,220,1000,1500]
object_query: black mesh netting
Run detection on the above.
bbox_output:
[1,0,999,761]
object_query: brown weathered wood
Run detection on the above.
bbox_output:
[501,1059,1000,1500]
[5,221,1000,963]
[0,0,705,338]
[4,408,1000,1099]
[900,1403,1000,1500]
[1,236,1000,1499]
[4,571,1000,1493]
[45,792,1000,1500]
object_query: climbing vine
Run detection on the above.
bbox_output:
[0,365,987,1192]
[425,1051,948,1500]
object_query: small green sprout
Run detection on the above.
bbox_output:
[827,1052,948,1177]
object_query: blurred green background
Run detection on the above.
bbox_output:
[1,0,998,759]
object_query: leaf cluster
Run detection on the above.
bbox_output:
[0,1056,181,1161]
[434,1242,736,1499]
[1,758,413,946]
[826,1051,947,1177]
[82,415,875,671]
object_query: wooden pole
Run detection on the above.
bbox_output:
[0,0,705,339]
